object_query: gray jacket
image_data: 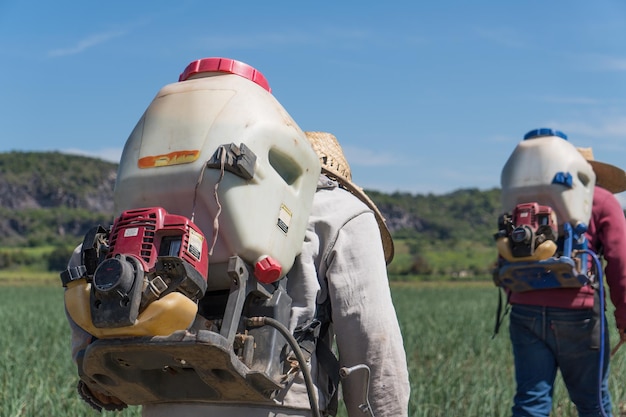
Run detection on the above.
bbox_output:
[277,175,410,417]
[69,175,410,417]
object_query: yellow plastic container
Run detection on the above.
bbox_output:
[64,279,198,338]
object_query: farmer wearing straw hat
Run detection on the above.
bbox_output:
[63,130,409,417]
[136,132,410,417]
[62,131,409,417]
[507,142,626,417]
[276,131,409,417]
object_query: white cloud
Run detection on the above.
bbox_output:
[550,117,626,139]
[342,144,399,167]
[48,29,128,57]
[538,95,600,105]
[592,56,626,72]
[576,54,626,72]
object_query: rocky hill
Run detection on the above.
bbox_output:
[0,151,505,277]
[0,151,117,212]
[0,152,117,246]
[0,151,503,244]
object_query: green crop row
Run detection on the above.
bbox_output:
[2,283,626,416]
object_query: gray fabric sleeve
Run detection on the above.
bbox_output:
[325,211,410,417]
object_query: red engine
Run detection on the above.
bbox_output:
[107,207,208,278]
[496,202,558,258]
[90,207,208,328]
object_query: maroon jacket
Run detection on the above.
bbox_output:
[510,186,626,329]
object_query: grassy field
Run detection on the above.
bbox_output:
[2,281,626,417]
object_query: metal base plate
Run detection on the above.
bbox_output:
[496,257,589,292]
[79,330,283,406]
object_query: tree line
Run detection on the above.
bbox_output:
[0,152,509,279]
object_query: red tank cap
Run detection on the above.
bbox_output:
[178,57,271,93]
[254,256,282,284]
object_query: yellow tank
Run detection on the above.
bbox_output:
[496,237,558,263]
[64,278,197,338]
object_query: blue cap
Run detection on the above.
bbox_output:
[523,128,567,141]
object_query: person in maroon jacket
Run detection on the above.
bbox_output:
[508,147,626,417]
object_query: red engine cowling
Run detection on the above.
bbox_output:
[508,202,558,258]
[107,207,208,278]
[90,207,208,328]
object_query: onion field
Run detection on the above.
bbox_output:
[2,283,626,416]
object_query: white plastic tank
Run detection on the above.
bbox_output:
[113,57,321,288]
[500,128,596,232]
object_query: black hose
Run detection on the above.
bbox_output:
[246,316,321,417]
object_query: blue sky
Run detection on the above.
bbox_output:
[1,1,626,200]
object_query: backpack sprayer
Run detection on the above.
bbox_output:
[493,128,596,292]
[61,58,325,414]
[493,128,610,417]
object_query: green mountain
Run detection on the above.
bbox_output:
[0,151,502,279]
[0,151,116,247]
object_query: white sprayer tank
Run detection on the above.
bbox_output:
[500,128,596,232]
[113,58,321,289]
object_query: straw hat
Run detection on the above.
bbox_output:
[577,147,626,194]
[305,131,395,264]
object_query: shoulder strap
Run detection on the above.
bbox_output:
[315,293,340,416]
[492,287,511,339]
[292,291,340,416]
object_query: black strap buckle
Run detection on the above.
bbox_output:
[60,265,87,287]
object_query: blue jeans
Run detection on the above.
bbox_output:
[509,304,612,417]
